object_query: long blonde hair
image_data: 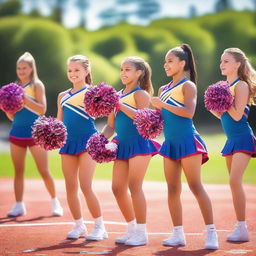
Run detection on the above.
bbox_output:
[67,55,92,85]
[122,56,154,96]
[224,48,256,104]
[17,52,41,84]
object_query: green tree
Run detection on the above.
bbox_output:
[215,0,233,12]
[76,0,89,28]
[0,0,21,17]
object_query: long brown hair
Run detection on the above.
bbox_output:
[167,43,197,83]
[122,56,154,96]
[224,48,256,104]
[67,55,92,85]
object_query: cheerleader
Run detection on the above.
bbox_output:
[151,44,218,249]
[57,55,107,240]
[6,52,63,217]
[210,48,256,242]
[102,56,159,246]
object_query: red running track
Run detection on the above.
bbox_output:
[0,178,255,256]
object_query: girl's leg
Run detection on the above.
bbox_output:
[10,143,27,202]
[29,145,56,198]
[78,152,100,218]
[112,160,136,244]
[182,154,218,249]
[164,157,182,226]
[227,153,250,221]
[62,154,87,239]
[162,157,185,247]
[182,154,213,224]
[127,155,151,224]
[61,154,80,219]
[78,152,107,241]
[124,155,151,246]
[226,153,251,242]
[112,160,135,222]
[7,143,27,217]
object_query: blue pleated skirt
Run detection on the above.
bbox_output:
[112,134,160,161]
[221,134,256,157]
[59,133,92,155]
[160,134,209,164]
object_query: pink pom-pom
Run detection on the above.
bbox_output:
[204,81,234,112]
[86,133,117,163]
[133,108,164,140]
[0,83,24,114]
[32,116,67,150]
[84,82,120,118]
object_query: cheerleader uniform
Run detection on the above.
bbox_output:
[221,78,256,157]
[114,87,159,160]
[59,87,97,155]
[9,82,38,147]
[159,78,208,164]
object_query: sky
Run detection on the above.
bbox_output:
[23,0,255,31]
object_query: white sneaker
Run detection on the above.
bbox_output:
[7,202,26,217]
[227,224,249,242]
[51,198,63,216]
[115,231,134,244]
[67,224,87,239]
[125,231,148,246]
[205,230,219,249]
[162,231,186,246]
[86,225,108,241]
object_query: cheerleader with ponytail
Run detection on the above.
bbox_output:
[101,56,159,246]
[5,52,63,218]
[209,48,256,242]
[151,44,218,249]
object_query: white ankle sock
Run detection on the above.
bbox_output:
[94,216,104,227]
[137,223,146,232]
[173,225,184,232]
[206,224,216,231]
[75,217,84,226]
[127,219,136,232]
[237,221,246,227]
[16,201,24,206]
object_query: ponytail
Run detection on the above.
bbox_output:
[168,43,197,83]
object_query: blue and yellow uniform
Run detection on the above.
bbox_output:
[60,87,97,155]
[159,78,208,164]
[114,88,159,160]
[9,82,38,147]
[221,78,256,157]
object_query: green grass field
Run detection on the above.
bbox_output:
[0,134,255,184]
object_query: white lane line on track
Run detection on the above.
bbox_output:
[0,220,125,227]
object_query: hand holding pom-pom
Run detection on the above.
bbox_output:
[204,81,234,113]
[133,108,163,140]
[0,83,24,114]
[32,116,67,150]
[84,82,120,118]
[86,133,117,163]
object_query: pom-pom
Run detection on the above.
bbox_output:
[133,108,163,140]
[84,82,120,118]
[32,116,67,150]
[0,83,24,114]
[86,133,117,163]
[204,81,234,112]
